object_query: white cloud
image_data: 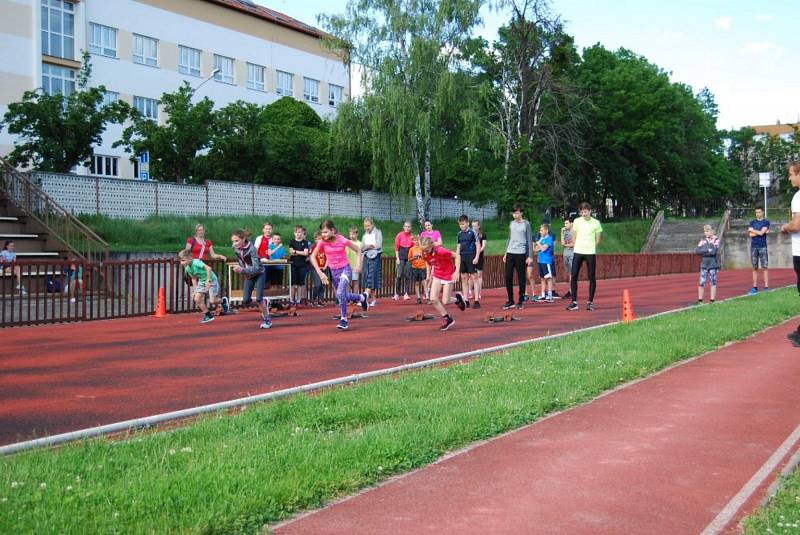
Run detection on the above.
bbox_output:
[714,16,733,29]
[744,41,775,54]
[756,14,774,22]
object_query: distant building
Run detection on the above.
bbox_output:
[751,121,798,143]
[0,0,350,178]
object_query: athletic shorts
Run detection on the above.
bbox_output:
[290,265,306,286]
[537,262,555,279]
[432,276,455,285]
[411,268,427,281]
[751,247,768,269]
[194,279,220,299]
[460,254,477,274]
[563,250,574,275]
[699,268,717,287]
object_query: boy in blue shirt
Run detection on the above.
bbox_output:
[748,207,769,293]
[534,223,555,302]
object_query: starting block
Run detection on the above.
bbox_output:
[406,307,435,322]
[333,303,368,320]
[486,311,520,323]
[270,305,299,318]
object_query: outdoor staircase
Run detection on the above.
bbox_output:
[650,221,720,253]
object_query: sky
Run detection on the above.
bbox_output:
[258,0,799,130]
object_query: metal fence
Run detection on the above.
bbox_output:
[1,253,700,327]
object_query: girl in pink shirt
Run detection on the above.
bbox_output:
[393,221,414,300]
[311,220,369,330]
[420,236,466,331]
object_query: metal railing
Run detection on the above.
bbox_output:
[0,158,109,262]
[1,253,701,327]
[640,210,665,253]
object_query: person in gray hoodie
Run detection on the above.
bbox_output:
[231,229,272,329]
[502,203,534,309]
[696,224,720,304]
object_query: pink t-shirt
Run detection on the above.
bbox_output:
[395,231,414,251]
[423,246,455,280]
[420,229,442,244]
[317,235,352,270]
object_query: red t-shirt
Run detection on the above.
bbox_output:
[317,235,351,270]
[186,237,213,260]
[257,237,270,260]
[424,246,456,280]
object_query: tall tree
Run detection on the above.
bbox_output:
[322,0,484,225]
[115,82,214,183]
[1,51,129,172]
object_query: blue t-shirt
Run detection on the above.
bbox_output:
[457,228,479,256]
[537,234,554,264]
[269,244,286,269]
[749,219,770,248]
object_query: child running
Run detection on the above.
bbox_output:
[408,235,427,304]
[178,249,222,323]
[231,229,272,329]
[420,236,466,331]
[696,224,720,304]
[310,220,369,330]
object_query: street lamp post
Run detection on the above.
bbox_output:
[193,68,220,96]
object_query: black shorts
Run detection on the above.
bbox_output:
[411,268,427,281]
[537,262,555,279]
[460,254,477,274]
[476,253,485,271]
[290,265,306,286]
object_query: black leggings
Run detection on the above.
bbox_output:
[794,256,800,294]
[505,253,527,303]
[570,253,597,303]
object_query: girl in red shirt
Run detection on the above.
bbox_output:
[420,236,466,331]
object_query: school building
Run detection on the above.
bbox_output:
[0,0,351,179]
[751,121,798,142]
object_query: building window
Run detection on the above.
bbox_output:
[133,34,158,67]
[100,90,118,108]
[303,78,320,103]
[246,62,265,91]
[178,45,201,77]
[329,84,343,107]
[213,54,234,84]
[91,155,119,177]
[41,0,75,60]
[88,23,117,58]
[276,70,293,97]
[41,63,75,96]
[133,96,158,121]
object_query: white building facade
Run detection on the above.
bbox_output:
[0,0,351,178]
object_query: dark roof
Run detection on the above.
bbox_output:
[204,0,328,39]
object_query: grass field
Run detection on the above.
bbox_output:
[1,290,797,534]
[743,466,800,534]
[80,214,653,256]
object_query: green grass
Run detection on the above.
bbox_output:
[743,466,800,534]
[79,214,653,256]
[2,290,796,534]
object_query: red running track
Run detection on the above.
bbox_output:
[272,317,800,535]
[0,269,796,447]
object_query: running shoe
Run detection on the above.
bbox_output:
[521,294,529,302]
[545,296,554,303]
[260,319,272,329]
[748,287,758,295]
[516,302,524,310]
[502,301,515,309]
[201,312,215,323]
[337,319,349,330]
[566,302,579,311]
[440,315,455,331]
[403,293,410,300]
[221,296,230,314]
[392,294,400,301]
[473,301,481,309]
[552,290,560,298]
[70,297,76,303]
[426,299,431,305]
[530,295,543,303]
[586,302,595,311]
[369,300,377,307]
[455,293,467,311]
[416,297,422,304]
[787,328,800,347]
[360,292,369,311]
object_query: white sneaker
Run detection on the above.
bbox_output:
[392,294,400,301]
[70,297,76,303]
[369,300,377,307]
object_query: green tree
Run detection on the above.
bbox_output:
[322,0,485,225]
[1,51,129,172]
[726,125,800,203]
[194,100,265,183]
[114,82,214,183]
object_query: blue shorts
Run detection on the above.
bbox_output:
[538,262,555,279]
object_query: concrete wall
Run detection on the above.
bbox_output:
[724,221,794,269]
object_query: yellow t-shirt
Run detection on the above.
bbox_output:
[346,240,362,267]
[573,217,602,255]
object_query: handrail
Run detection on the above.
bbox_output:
[0,157,108,261]
[640,210,665,253]
[716,209,731,270]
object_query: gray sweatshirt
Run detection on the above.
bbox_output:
[695,236,720,270]
[506,220,534,260]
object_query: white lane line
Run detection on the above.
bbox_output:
[700,423,800,535]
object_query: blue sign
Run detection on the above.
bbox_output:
[140,172,149,181]
[139,151,149,164]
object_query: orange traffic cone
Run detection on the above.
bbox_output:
[622,289,635,323]
[154,287,167,317]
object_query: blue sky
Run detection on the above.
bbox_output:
[259,0,798,129]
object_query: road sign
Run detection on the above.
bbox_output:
[758,172,772,187]
[139,151,149,164]
[140,172,149,181]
